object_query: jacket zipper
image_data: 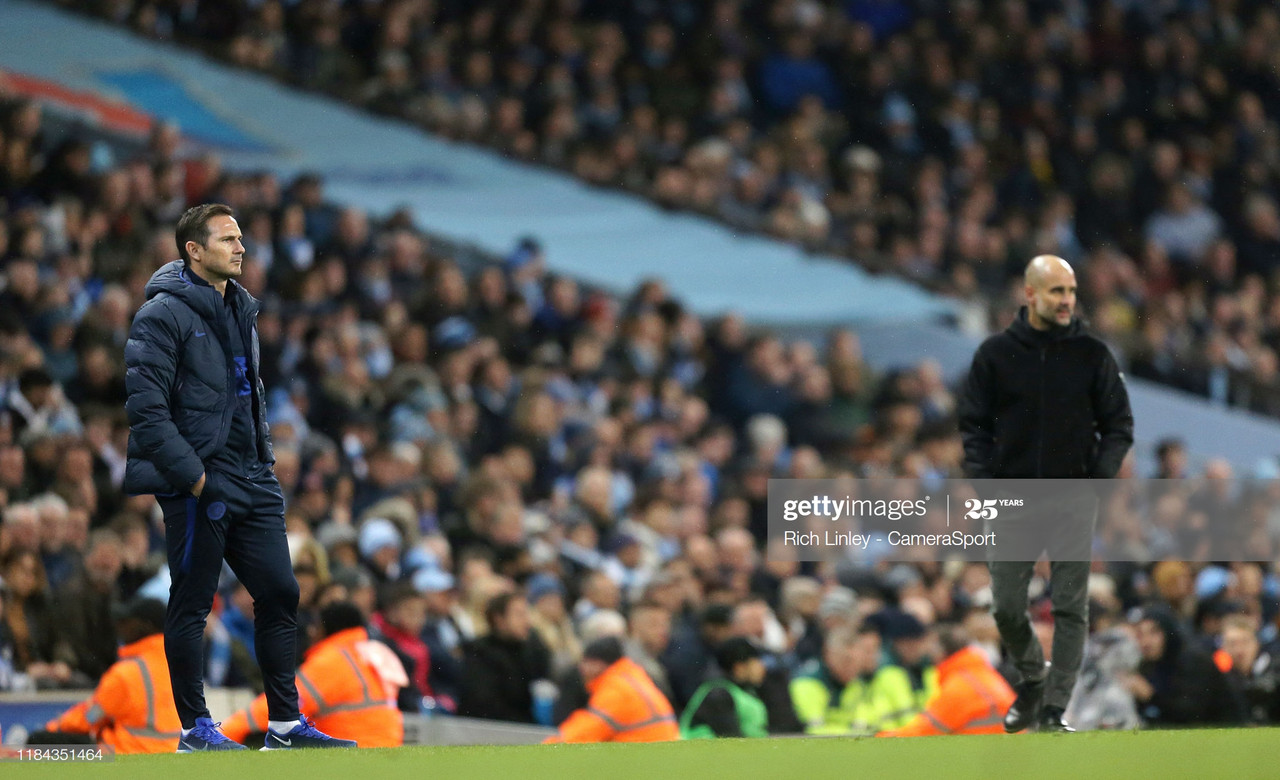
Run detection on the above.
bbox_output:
[1037,347,1046,478]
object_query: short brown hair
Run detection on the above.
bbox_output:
[175,203,235,262]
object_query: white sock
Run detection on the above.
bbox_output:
[181,727,193,738]
[268,720,301,733]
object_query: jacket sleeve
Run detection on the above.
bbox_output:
[872,667,919,731]
[46,700,93,734]
[687,687,743,738]
[123,303,206,494]
[790,678,847,735]
[878,676,976,737]
[1089,347,1134,478]
[879,711,943,737]
[545,707,616,743]
[958,344,997,479]
[47,664,128,734]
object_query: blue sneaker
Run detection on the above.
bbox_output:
[177,717,248,752]
[262,716,357,750]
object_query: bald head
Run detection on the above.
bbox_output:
[1023,255,1077,330]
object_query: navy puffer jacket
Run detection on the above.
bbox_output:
[123,260,273,496]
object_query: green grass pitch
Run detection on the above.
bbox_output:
[7,729,1277,780]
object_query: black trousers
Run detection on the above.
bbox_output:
[158,462,300,728]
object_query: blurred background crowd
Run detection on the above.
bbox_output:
[45,0,1280,416]
[0,0,1278,735]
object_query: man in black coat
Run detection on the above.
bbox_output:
[1130,607,1244,726]
[959,255,1133,733]
[124,204,351,751]
[458,593,550,722]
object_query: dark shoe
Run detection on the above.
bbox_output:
[1003,676,1046,733]
[177,717,248,752]
[1038,707,1075,733]
[262,715,358,750]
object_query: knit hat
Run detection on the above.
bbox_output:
[357,517,402,559]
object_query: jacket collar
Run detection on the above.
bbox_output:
[1007,306,1084,347]
[119,632,167,659]
[586,656,643,694]
[306,626,369,661]
[144,259,260,324]
[936,645,992,682]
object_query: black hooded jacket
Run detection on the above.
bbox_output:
[1137,607,1245,726]
[959,308,1133,479]
[123,260,273,496]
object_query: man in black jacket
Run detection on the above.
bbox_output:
[458,592,551,722]
[124,204,352,751]
[959,255,1133,733]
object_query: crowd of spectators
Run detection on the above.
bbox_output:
[46,0,1280,418]
[1,87,1279,732]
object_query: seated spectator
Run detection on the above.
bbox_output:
[1219,615,1280,725]
[1064,625,1142,731]
[51,530,124,681]
[526,573,580,677]
[0,548,75,689]
[623,600,674,702]
[370,581,431,712]
[222,601,405,748]
[866,608,938,712]
[680,637,770,739]
[879,625,1015,737]
[663,603,734,711]
[552,609,627,727]
[1128,607,1245,727]
[545,637,678,744]
[458,593,550,723]
[415,567,464,712]
[790,624,915,735]
[40,598,179,753]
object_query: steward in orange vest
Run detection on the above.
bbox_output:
[879,627,1015,738]
[222,602,405,748]
[45,598,181,754]
[546,637,679,744]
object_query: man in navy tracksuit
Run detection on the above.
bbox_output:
[124,204,354,752]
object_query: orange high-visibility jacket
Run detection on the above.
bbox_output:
[879,646,1016,737]
[222,627,405,748]
[46,633,181,754]
[546,657,680,744]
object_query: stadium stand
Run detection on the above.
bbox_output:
[42,0,1280,419]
